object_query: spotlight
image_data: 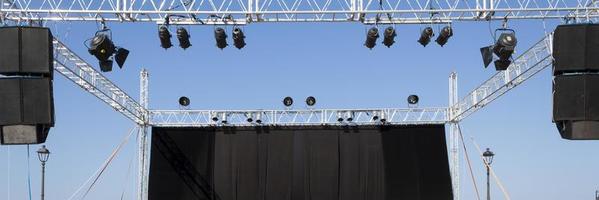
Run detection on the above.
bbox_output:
[382,26,396,48]
[364,27,379,49]
[232,27,246,49]
[306,96,316,107]
[371,111,380,121]
[492,32,517,70]
[337,112,344,122]
[158,25,173,49]
[178,96,190,107]
[211,112,219,122]
[418,27,434,47]
[176,27,192,49]
[245,113,254,123]
[221,113,228,124]
[283,97,294,107]
[346,111,354,122]
[214,27,228,49]
[87,32,129,72]
[255,113,263,124]
[407,95,419,105]
[436,26,453,47]
[380,111,387,123]
[481,30,517,71]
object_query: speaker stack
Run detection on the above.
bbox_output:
[552,24,599,140]
[0,26,55,145]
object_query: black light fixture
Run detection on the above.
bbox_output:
[436,26,453,47]
[346,111,355,122]
[37,145,50,200]
[232,27,246,49]
[245,113,254,123]
[214,27,228,49]
[418,27,434,47]
[158,25,173,49]
[221,113,228,124]
[306,96,316,106]
[283,97,294,107]
[176,27,192,49]
[255,112,263,124]
[371,111,380,121]
[211,112,219,122]
[483,148,495,200]
[364,27,379,49]
[382,26,397,48]
[178,96,190,107]
[481,29,517,71]
[407,95,419,105]
[87,30,129,72]
[337,112,344,122]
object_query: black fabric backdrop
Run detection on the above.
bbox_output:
[149,125,453,200]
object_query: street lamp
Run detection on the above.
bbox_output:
[483,148,495,200]
[37,145,50,200]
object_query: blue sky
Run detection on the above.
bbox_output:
[1,19,598,200]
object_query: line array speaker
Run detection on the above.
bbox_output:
[0,78,54,144]
[553,24,599,75]
[552,74,599,140]
[0,26,54,77]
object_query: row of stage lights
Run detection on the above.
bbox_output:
[84,23,516,73]
[176,95,420,124]
[158,26,246,50]
[364,25,453,49]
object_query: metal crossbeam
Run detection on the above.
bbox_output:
[1,0,598,25]
[149,108,448,127]
[53,38,147,124]
[450,33,553,122]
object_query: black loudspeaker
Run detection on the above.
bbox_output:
[0,26,54,77]
[553,24,599,75]
[553,74,599,140]
[0,78,54,144]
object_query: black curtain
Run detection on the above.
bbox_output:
[148,125,453,200]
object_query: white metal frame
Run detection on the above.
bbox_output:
[1,0,599,25]
[7,2,594,199]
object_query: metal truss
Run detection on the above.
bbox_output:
[53,38,147,124]
[148,108,448,127]
[1,0,599,25]
[450,33,553,122]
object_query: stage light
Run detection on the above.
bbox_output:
[255,113,263,124]
[371,111,380,121]
[418,27,434,47]
[283,97,294,107]
[232,27,246,49]
[158,25,173,49]
[435,26,453,47]
[88,32,118,72]
[211,112,219,122]
[364,27,379,49]
[178,96,190,107]
[380,111,387,123]
[176,27,192,49]
[492,32,517,70]
[214,27,228,49]
[337,112,344,122]
[245,113,254,123]
[382,26,396,48]
[408,95,419,105]
[481,30,517,71]
[346,111,355,122]
[306,96,316,106]
[221,113,228,124]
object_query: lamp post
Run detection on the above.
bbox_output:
[483,148,495,200]
[37,145,50,200]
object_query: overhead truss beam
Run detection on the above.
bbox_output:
[149,108,448,127]
[1,0,598,25]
